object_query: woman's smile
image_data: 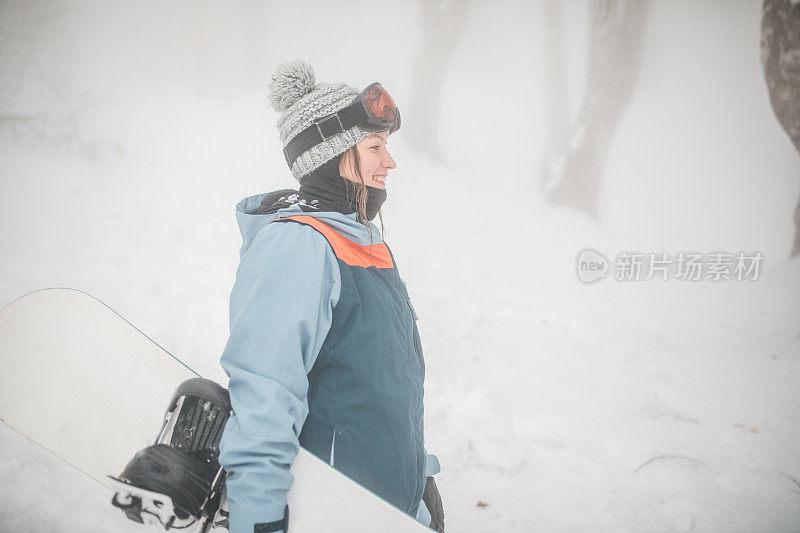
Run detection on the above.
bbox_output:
[372,173,388,187]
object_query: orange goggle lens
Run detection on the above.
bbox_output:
[363,83,398,122]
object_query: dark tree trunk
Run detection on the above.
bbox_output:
[760,0,800,257]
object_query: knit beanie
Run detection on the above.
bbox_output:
[268,60,370,182]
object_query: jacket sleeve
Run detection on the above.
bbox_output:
[218,221,341,533]
[413,449,442,526]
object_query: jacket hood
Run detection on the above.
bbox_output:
[235,191,384,256]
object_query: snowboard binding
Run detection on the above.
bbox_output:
[109,378,232,531]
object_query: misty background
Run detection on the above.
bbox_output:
[1,1,799,532]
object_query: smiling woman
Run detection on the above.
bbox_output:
[216,60,444,533]
[340,131,397,190]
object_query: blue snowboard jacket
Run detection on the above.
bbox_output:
[218,193,439,533]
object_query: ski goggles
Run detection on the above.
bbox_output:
[283,82,401,167]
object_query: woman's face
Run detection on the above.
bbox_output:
[339,131,396,189]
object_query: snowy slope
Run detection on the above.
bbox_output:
[1,1,799,532]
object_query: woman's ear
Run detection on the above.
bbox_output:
[339,148,356,181]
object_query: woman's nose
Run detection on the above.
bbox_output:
[383,150,397,169]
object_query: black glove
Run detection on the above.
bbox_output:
[422,476,444,532]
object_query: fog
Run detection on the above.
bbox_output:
[1,1,799,532]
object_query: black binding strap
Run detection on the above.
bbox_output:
[283,102,369,168]
[253,505,289,533]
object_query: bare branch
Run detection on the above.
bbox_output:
[634,455,708,474]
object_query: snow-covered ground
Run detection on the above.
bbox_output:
[1,1,799,532]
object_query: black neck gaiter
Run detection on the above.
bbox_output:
[298,157,387,221]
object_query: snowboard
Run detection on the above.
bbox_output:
[0,288,432,532]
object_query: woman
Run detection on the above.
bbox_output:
[218,60,444,533]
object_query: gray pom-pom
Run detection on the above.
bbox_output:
[268,60,316,112]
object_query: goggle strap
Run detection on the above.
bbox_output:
[283,102,370,168]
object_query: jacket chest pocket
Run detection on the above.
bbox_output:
[402,295,424,370]
[405,295,418,321]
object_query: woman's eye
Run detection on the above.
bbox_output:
[371,146,380,150]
